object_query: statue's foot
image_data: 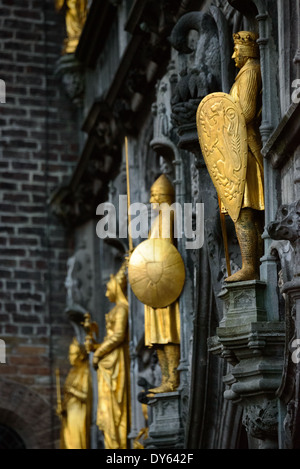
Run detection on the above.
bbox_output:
[225,267,259,283]
[147,383,177,395]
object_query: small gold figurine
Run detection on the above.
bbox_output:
[85,263,130,449]
[129,175,183,395]
[197,31,264,282]
[55,0,88,54]
[57,337,92,449]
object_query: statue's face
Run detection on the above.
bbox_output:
[150,190,161,209]
[106,279,116,303]
[232,45,248,69]
[150,191,172,209]
[69,347,80,366]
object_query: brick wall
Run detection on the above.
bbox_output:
[0,0,79,448]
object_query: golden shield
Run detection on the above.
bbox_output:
[196,92,248,222]
[128,239,185,308]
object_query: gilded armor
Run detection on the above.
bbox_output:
[197,31,265,282]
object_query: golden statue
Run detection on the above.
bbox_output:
[55,0,88,54]
[128,175,184,395]
[197,31,264,282]
[56,337,92,449]
[85,263,130,449]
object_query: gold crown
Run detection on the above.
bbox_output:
[233,31,258,45]
[233,31,259,57]
[151,174,175,196]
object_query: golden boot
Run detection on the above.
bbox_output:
[147,345,180,395]
[226,208,260,282]
[254,210,264,274]
[166,344,180,392]
[147,347,170,395]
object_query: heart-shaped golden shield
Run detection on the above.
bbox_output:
[128,238,185,308]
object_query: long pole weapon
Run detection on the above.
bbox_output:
[125,136,133,254]
[218,195,231,278]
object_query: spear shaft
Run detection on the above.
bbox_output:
[55,367,62,413]
[218,196,231,278]
[125,137,133,253]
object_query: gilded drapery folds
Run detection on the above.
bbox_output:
[85,263,130,449]
[55,0,88,54]
[58,338,92,449]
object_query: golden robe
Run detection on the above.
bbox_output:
[60,361,92,449]
[96,302,130,449]
[144,208,181,347]
[55,0,88,54]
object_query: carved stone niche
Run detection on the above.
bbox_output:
[169,6,234,153]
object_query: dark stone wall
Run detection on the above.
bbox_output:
[0,0,79,448]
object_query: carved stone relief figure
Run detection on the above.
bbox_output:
[65,240,93,311]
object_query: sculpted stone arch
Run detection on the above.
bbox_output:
[0,378,53,449]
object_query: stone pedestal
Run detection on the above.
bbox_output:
[218,280,268,327]
[145,392,184,449]
[209,281,285,448]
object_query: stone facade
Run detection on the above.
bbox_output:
[0,0,299,450]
